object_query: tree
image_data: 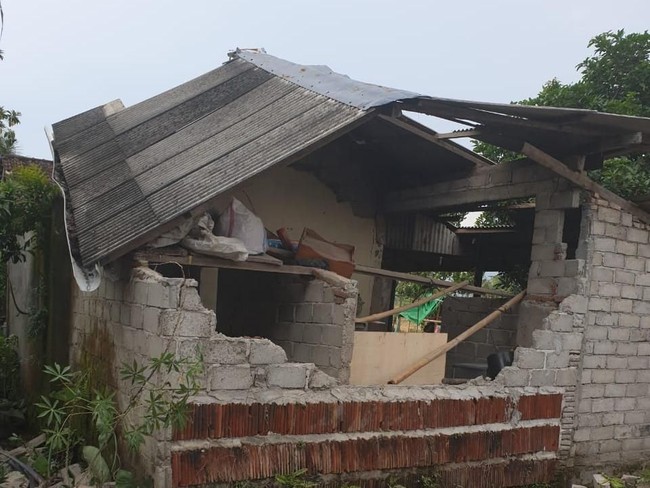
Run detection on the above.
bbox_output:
[0,0,20,156]
[474,29,650,199]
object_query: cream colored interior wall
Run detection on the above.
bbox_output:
[210,165,382,316]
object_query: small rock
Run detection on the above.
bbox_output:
[593,473,611,488]
[622,474,640,488]
[572,485,588,488]
[308,369,338,389]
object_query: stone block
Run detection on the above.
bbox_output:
[496,366,529,387]
[292,343,313,362]
[142,307,161,334]
[266,363,313,389]
[594,237,616,252]
[616,240,638,256]
[312,303,334,324]
[160,310,216,337]
[591,399,615,413]
[303,324,323,344]
[546,312,575,332]
[321,325,343,347]
[615,370,636,384]
[591,369,615,384]
[602,252,625,268]
[530,369,556,386]
[626,256,645,271]
[179,286,204,311]
[130,305,144,330]
[588,298,611,312]
[531,243,567,261]
[559,294,588,314]
[538,260,566,277]
[556,368,577,386]
[209,365,253,390]
[532,330,558,350]
[249,339,287,365]
[295,303,313,323]
[513,348,545,369]
[593,340,616,355]
[527,277,557,295]
[311,345,332,367]
[303,280,324,302]
[308,369,338,389]
[604,384,627,398]
[203,338,250,364]
[598,206,621,224]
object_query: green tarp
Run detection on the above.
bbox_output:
[398,297,443,325]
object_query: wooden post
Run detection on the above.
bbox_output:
[355,281,469,324]
[387,290,527,384]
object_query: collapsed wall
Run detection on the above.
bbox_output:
[69,265,563,487]
[495,188,650,482]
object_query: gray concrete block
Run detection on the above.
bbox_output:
[597,206,621,224]
[559,295,588,314]
[130,305,144,330]
[179,286,204,311]
[496,366,529,387]
[303,324,323,344]
[202,338,250,364]
[530,368,556,386]
[208,365,253,390]
[321,325,343,347]
[593,237,616,252]
[309,369,338,389]
[530,243,567,261]
[513,348,545,369]
[142,307,162,334]
[266,363,312,389]
[303,280,324,302]
[616,240,638,256]
[602,252,625,268]
[312,303,334,324]
[614,370,636,384]
[249,339,287,365]
[160,310,216,337]
[527,277,557,295]
[556,368,577,386]
[295,303,313,323]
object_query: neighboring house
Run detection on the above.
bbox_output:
[6,49,650,486]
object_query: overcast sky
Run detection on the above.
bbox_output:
[1,0,648,159]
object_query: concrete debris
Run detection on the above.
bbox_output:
[593,473,611,488]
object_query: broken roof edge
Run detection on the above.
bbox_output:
[233,48,423,110]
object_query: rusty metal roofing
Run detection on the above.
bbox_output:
[51,49,650,271]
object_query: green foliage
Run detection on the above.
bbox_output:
[0,165,58,265]
[0,106,19,155]
[474,29,650,199]
[274,468,318,487]
[603,475,625,488]
[419,474,440,487]
[395,271,474,305]
[35,353,203,479]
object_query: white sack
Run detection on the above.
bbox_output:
[181,213,248,262]
[217,198,267,255]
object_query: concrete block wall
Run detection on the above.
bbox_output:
[265,270,358,383]
[496,188,585,466]
[572,197,650,474]
[69,266,339,487]
[440,296,517,378]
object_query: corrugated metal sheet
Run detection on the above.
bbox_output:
[385,214,457,255]
[52,49,650,270]
[52,56,368,268]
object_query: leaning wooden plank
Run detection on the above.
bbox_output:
[353,264,513,297]
[356,281,469,324]
[522,142,650,225]
[388,289,526,384]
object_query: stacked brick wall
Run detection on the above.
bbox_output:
[496,188,585,466]
[214,269,357,382]
[171,388,562,487]
[266,270,357,382]
[69,266,340,487]
[440,297,517,378]
[572,197,650,474]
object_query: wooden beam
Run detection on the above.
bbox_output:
[353,264,513,297]
[133,251,315,276]
[378,114,495,168]
[388,290,526,384]
[521,143,650,226]
[434,129,483,140]
[355,281,469,324]
[384,157,555,214]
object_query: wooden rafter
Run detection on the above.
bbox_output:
[521,143,650,226]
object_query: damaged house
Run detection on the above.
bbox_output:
[7,49,650,486]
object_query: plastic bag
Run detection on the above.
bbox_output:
[217,198,267,255]
[181,213,248,262]
[148,214,196,248]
